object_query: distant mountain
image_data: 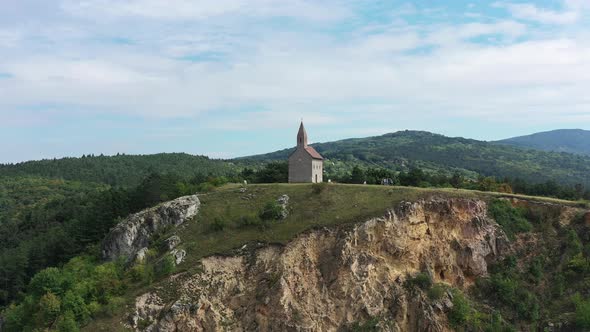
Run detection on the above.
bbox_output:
[242,130,590,187]
[495,129,590,156]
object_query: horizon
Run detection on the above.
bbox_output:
[1,127,588,164]
[1,0,590,163]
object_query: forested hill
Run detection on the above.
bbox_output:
[242,130,590,187]
[0,153,238,187]
[495,129,590,156]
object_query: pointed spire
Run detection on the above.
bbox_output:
[297,121,308,148]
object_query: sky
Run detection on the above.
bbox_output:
[1,0,590,163]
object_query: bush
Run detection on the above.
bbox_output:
[448,290,471,328]
[573,293,590,329]
[259,201,284,221]
[210,217,226,232]
[404,272,432,291]
[428,284,446,300]
[311,182,328,194]
[488,200,532,240]
[156,255,176,278]
[238,215,262,228]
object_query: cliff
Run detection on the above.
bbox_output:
[127,198,507,331]
[88,184,589,332]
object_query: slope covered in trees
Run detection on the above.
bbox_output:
[495,129,590,156]
[0,153,238,187]
[242,130,590,187]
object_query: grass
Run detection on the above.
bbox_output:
[174,183,482,269]
[81,183,585,331]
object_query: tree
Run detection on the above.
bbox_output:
[350,166,365,184]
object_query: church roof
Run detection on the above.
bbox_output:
[304,146,324,160]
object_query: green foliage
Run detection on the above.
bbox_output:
[311,182,328,194]
[404,272,432,291]
[448,290,471,328]
[56,310,80,332]
[488,200,532,240]
[0,153,237,187]
[259,201,284,221]
[37,291,61,326]
[349,317,380,331]
[428,284,447,300]
[1,255,127,331]
[573,293,590,329]
[210,217,227,232]
[156,255,176,278]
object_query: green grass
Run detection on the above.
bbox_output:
[174,183,480,269]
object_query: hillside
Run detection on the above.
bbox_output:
[495,129,590,156]
[242,130,590,187]
[4,184,589,331]
[0,153,238,187]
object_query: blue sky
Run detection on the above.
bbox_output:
[1,0,590,163]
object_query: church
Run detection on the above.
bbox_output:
[288,122,324,183]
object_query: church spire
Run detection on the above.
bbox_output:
[297,121,308,148]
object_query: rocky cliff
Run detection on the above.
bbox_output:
[128,197,509,331]
[102,195,200,262]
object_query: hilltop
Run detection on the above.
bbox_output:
[3,183,589,331]
[495,129,590,156]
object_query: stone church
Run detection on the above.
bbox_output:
[288,122,324,183]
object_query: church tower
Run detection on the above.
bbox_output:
[288,122,324,183]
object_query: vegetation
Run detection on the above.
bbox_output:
[0,153,238,187]
[496,129,590,156]
[0,172,227,309]
[243,130,590,189]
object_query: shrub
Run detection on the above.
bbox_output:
[156,255,176,278]
[488,200,532,240]
[349,317,380,332]
[448,290,471,328]
[56,310,79,332]
[259,201,283,221]
[428,284,446,300]
[404,272,432,291]
[238,215,262,228]
[210,217,226,232]
[573,293,590,329]
[311,182,328,194]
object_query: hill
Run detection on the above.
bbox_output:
[3,184,589,331]
[242,130,590,187]
[0,153,239,187]
[495,129,590,156]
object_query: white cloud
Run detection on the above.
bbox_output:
[493,1,582,25]
[60,0,351,21]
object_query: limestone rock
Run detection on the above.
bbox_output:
[277,194,289,219]
[171,249,186,265]
[102,195,200,262]
[165,235,182,250]
[134,247,149,263]
[129,198,508,331]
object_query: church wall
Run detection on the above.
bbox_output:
[311,159,323,183]
[288,149,313,183]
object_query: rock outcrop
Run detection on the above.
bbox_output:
[102,195,200,262]
[129,197,508,331]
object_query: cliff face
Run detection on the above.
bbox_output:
[102,195,200,262]
[129,198,508,331]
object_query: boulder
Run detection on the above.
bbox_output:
[102,195,200,262]
[165,235,181,250]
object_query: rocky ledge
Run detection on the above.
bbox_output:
[102,195,200,262]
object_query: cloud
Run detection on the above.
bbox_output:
[60,0,351,22]
[493,1,582,25]
[1,0,590,162]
